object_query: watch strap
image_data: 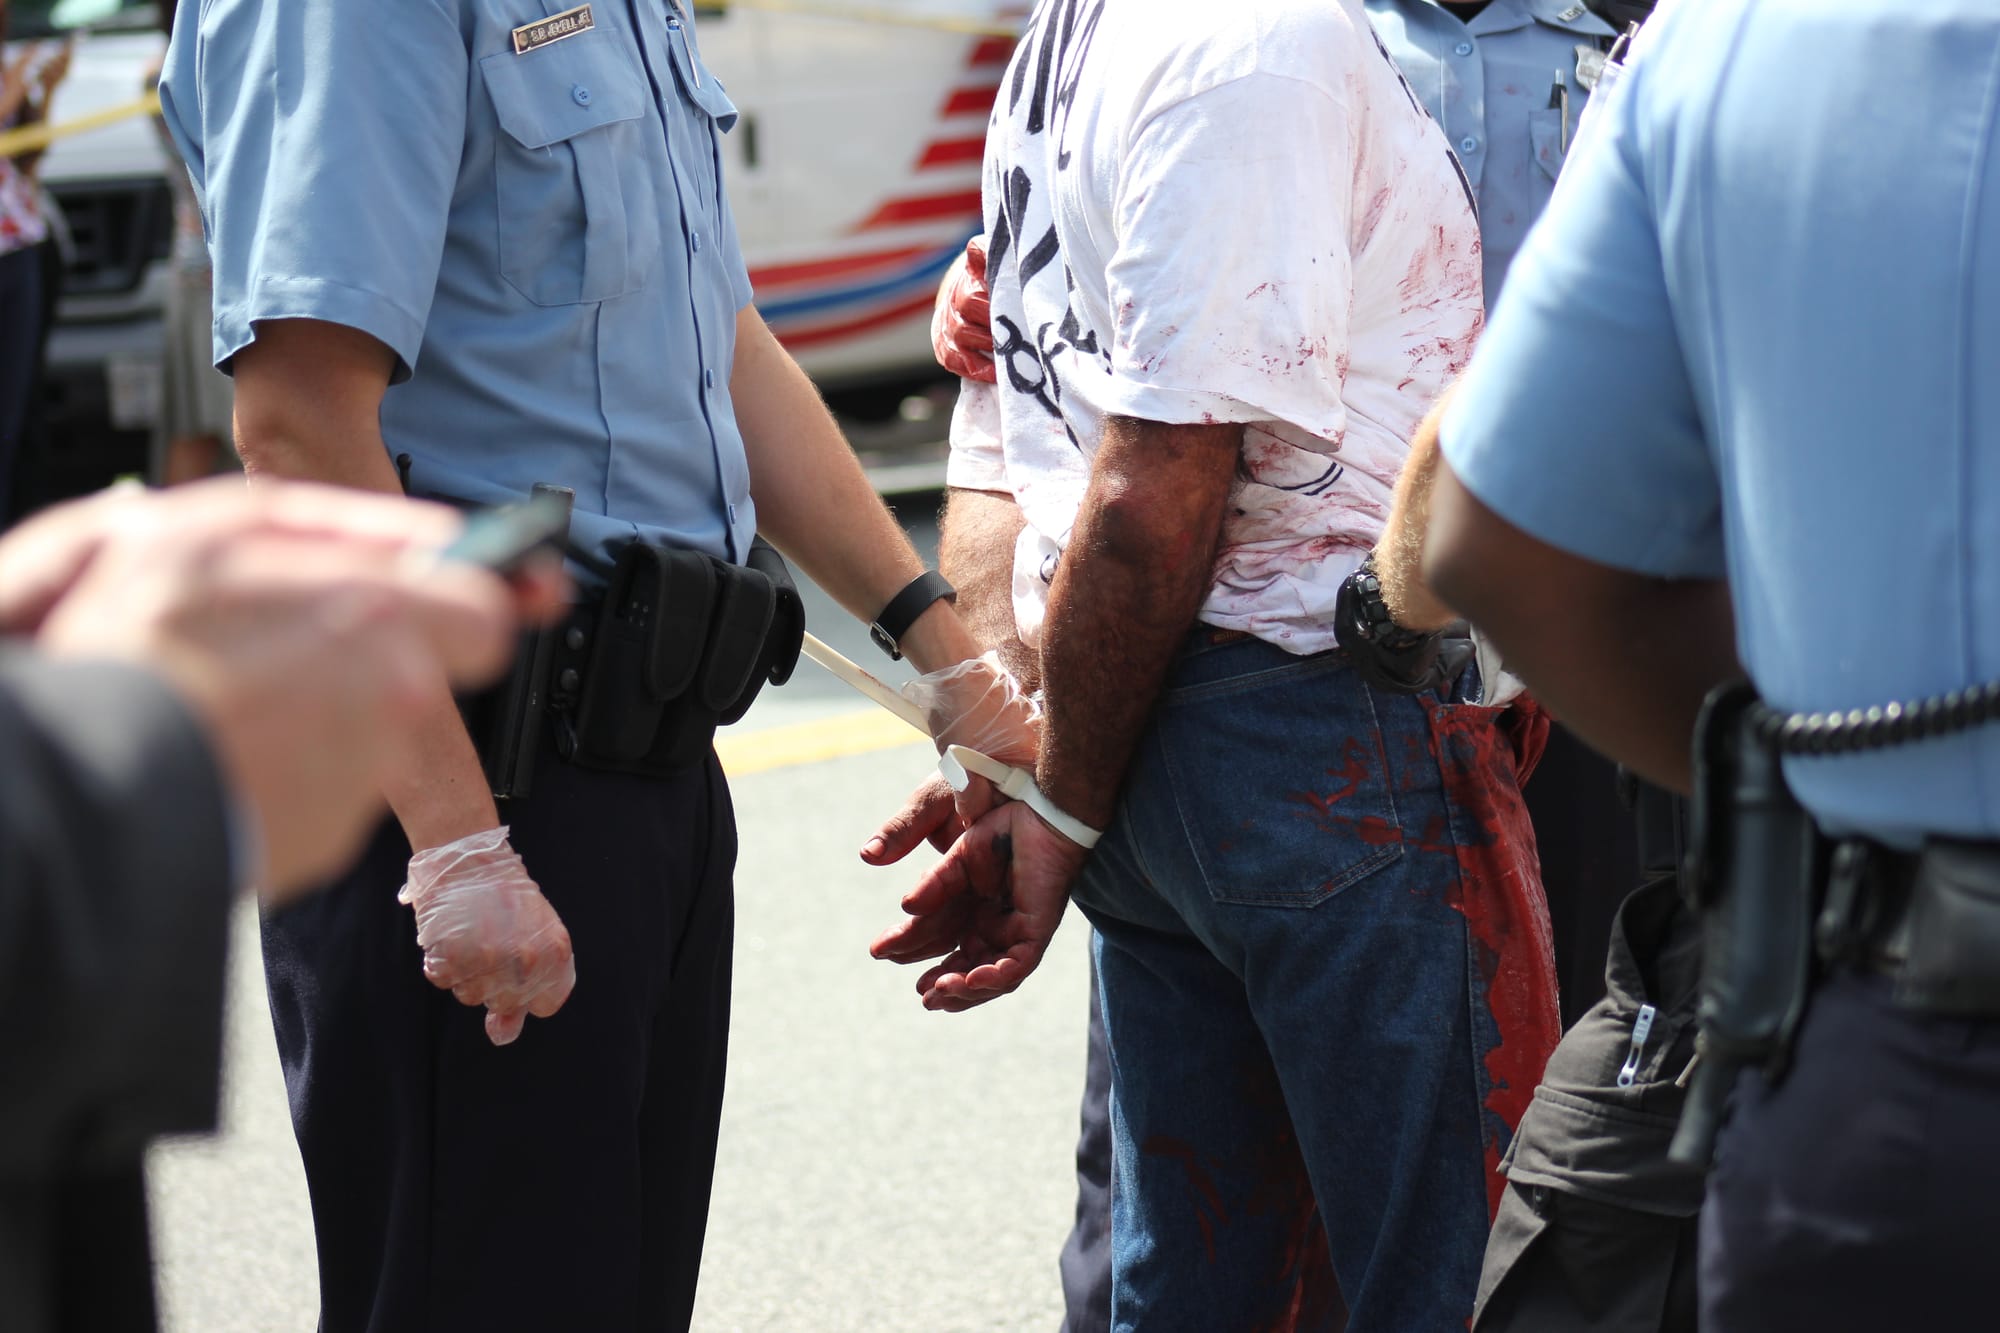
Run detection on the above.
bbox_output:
[870,570,957,660]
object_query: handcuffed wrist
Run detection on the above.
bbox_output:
[939,745,1102,849]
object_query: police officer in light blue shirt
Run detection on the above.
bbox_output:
[1366,0,1614,300]
[158,3,989,1329]
[1368,1,1632,1034]
[1431,2,2000,1327]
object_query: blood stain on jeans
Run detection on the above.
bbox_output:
[1139,1135,1228,1263]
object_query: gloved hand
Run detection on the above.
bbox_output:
[862,654,1043,869]
[902,650,1041,816]
[931,236,997,383]
[400,827,577,1047]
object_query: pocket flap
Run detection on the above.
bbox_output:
[661,18,740,129]
[690,76,739,131]
[480,34,648,150]
[696,564,775,712]
[648,550,718,701]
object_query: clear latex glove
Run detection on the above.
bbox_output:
[931,236,997,384]
[898,651,1042,825]
[861,655,1041,869]
[899,651,1042,760]
[400,827,576,1047]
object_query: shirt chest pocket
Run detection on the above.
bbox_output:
[480,33,663,307]
[1528,106,1570,188]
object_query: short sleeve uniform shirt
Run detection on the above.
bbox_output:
[159,0,757,570]
[1366,0,1614,298]
[1442,0,2000,846]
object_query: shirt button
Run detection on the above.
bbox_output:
[572,85,592,106]
[705,368,716,389]
[1460,135,1480,154]
[692,231,702,253]
[728,503,739,524]
[1454,40,1474,56]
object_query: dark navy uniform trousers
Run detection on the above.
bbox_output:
[261,735,736,1333]
[1703,971,2000,1331]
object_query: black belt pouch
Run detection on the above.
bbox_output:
[568,543,716,775]
[563,539,807,779]
[721,539,806,725]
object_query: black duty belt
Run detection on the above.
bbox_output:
[1819,838,2000,1017]
[466,537,804,797]
[1672,680,2000,1166]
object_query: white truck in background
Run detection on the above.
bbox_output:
[7,0,1013,512]
[8,0,173,511]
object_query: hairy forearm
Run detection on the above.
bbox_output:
[731,308,979,674]
[1373,390,1459,632]
[1427,462,1739,792]
[232,322,500,849]
[940,486,1037,688]
[1037,417,1241,830]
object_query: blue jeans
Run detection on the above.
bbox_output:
[1072,633,1499,1332]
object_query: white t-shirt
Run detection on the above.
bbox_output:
[947,0,1485,655]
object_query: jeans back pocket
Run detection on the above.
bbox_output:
[1158,652,1404,908]
[480,32,656,307]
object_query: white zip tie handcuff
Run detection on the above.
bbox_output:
[797,632,1104,850]
[938,745,1103,850]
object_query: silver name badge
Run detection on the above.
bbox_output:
[513,4,594,56]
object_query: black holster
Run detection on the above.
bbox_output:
[547,537,804,780]
[1670,682,1827,1166]
[464,484,574,801]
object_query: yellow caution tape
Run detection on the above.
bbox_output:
[0,90,161,161]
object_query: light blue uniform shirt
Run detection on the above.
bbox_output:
[1442,0,2000,847]
[1367,0,1613,298]
[159,0,758,571]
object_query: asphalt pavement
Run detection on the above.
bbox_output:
[146,496,1098,1333]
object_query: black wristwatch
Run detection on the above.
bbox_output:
[1339,554,1431,652]
[870,570,957,660]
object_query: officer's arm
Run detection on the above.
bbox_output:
[730,306,984,674]
[1372,388,1464,633]
[1427,458,1738,793]
[231,318,503,851]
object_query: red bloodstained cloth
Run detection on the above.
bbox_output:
[1425,693,1560,1216]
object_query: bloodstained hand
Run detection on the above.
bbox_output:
[931,237,997,384]
[861,773,966,867]
[869,799,1089,1012]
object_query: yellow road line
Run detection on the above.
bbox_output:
[717,707,929,777]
